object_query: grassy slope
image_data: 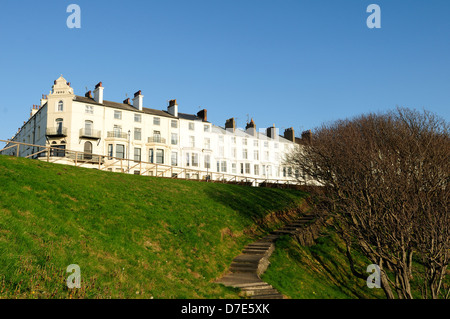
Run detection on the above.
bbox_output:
[0,155,306,299]
[262,231,386,299]
[263,228,449,299]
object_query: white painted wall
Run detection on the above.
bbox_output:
[2,76,304,183]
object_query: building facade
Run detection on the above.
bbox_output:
[1,76,306,184]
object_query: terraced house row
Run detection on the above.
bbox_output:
[1,76,312,185]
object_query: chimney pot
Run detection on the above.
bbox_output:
[95,82,102,89]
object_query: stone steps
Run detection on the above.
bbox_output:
[250,292,284,299]
[215,215,317,300]
[242,249,269,254]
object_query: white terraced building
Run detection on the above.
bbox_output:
[1,76,311,185]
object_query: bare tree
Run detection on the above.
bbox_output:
[286,108,449,299]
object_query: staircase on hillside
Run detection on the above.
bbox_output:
[216,215,316,299]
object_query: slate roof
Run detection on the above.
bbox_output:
[74,95,176,118]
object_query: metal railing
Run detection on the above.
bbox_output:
[148,135,166,144]
[66,152,102,162]
[46,127,68,136]
[107,131,128,139]
[79,128,101,139]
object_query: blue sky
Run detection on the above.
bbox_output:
[0,0,449,142]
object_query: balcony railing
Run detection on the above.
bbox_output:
[66,153,103,162]
[107,131,128,139]
[46,127,68,137]
[148,135,166,144]
[79,128,101,139]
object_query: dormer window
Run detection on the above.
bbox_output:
[57,100,64,112]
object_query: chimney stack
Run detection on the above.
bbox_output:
[197,109,207,122]
[301,130,312,145]
[225,118,236,132]
[93,82,104,104]
[132,90,144,111]
[85,90,92,99]
[266,124,276,139]
[30,105,38,118]
[283,127,295,143]
[40,94,47,107]
[245,118,256,136]
[123,98,131,105]
[167,99,178,117]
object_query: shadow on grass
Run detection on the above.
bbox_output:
[203,183,308,228]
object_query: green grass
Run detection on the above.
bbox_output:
[0,155,306,299]
[262,228,449,299]
[262,231,386,299]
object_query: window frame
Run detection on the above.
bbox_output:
[85,120,93,135]
[204,154,210,169]
[85,105,94,114]
[57,100,64,112]
[242,148,248,159]
[134,127,142,141]
[108,144,113,159]
[171,133,178,145]
[204,137,211,149]
[114,110,122,120]
[149,149,154,163]
[171,151,178,166]
[156,149,164,164]
[134,147,141,162]
[191,153,199,167]
[116,144,125,159]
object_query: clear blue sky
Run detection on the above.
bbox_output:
[0,0,449,143]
